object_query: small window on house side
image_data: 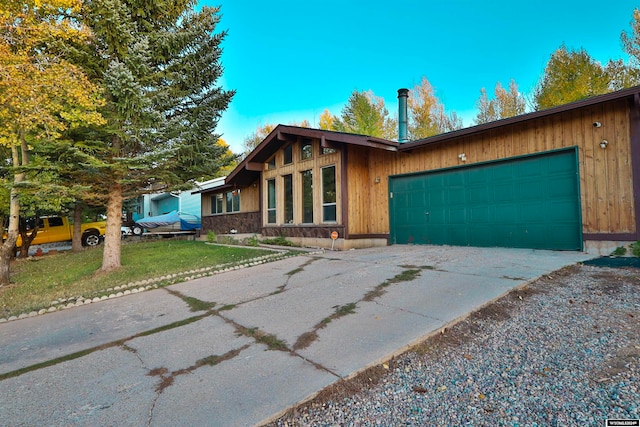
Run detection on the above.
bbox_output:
[211,194,223,214]
[283,144,293,165]
[300,139,313,160]
[267,179,276,224]
[321,146,336,155]
[226,190,241,213]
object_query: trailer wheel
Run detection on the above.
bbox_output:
[131,225,143,236]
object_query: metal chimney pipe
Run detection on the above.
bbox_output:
[397,88,409,143]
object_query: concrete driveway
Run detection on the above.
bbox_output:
[0,245,592,426]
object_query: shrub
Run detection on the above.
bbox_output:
[247,234,259,247]
[206,231,217,243]
[630,241,640,257]
[611,246,627,256]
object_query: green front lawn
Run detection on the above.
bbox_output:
[1,240,286,319]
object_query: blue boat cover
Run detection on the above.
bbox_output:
[136,211,201,230]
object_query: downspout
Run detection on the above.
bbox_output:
[397,88,409,143]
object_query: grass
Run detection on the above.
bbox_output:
[0,240,279,319]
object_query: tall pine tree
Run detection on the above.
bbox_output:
[75,0,234,271]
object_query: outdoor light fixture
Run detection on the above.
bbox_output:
[374,176,381,183]
[600,139,608,149]
[458,153,467,162]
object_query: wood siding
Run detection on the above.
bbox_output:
[201,182,260,217]
[347,99,635,236]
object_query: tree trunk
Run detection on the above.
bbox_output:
[71,203,83,252]
[101,182,123,272]
[0,189,20,284]
[0,145,24,285]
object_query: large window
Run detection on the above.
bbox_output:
[284,174,293,223]
[211,194,223,214]
[226,190,241,213]
[322,166,336,222]
[300,139,313,160]
[267,179,276,224]
[301,170,313,223]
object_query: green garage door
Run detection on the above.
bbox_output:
[389,149,582,250]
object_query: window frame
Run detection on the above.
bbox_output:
[266,179,276,224]
[300,139,313,161]
[226,190,241,213]
[321,165,337,223]
[283,174,293,224]
[211,193,224,215]
[301,169,313,224]
[283,144,293,165]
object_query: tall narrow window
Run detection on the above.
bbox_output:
[322,166,337,222]
[283,144,293,164]
[211,194,223,214]
[301,170,313,223]
[300,139,313,160]
[267,179,276,224]
[284,174,293,223]
[226,190,241,212]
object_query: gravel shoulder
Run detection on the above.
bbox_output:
[265,264,640,426]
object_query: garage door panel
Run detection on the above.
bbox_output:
[448,188,466,205]
[448,208,466,224]
[470,206,490,223]
[494,205,517,224]
[550,176,578,197]
[389,149,581,250]
[518,180,546,199]
[494,184,515,202]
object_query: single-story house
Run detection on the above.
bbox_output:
[197,86,640,253]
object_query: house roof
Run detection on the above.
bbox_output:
[399,85,640,151]
[223,125,399,188]
[205,85,640,193]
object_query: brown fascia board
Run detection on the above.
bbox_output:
[225,124,399,185]
[399,85,640,151]
[194,183,234,196]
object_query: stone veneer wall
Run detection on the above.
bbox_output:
[202,212,261,234]
[262,225,346,239]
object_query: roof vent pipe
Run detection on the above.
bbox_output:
[397,88,409,143]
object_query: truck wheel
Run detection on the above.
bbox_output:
[82,231,101,247]
[132,225,143,236]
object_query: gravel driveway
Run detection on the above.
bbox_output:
[266,263,640,426]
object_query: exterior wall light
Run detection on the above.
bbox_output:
[600,139,608,149]
[458,153,467,162]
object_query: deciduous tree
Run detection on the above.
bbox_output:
[408,77,463,139]
[0,0,104,284]
[533,45,610,110]
[475,79,526,124]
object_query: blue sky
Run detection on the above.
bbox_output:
[200,1,637,153]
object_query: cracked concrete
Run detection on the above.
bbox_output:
[0,245,593,426]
